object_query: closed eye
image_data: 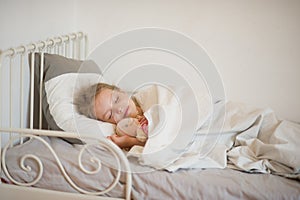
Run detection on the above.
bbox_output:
[115,96,119,103]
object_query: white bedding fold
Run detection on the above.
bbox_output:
[128,85,300,178]
[128,84,213,169]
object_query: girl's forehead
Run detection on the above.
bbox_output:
[96,89,123,103]
[95,89,111,107]
[98,88,112,98]
[111,89,128,97]
[96,88,128,107]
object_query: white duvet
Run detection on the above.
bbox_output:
[129,85,300,178]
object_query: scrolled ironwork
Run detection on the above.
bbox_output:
[1,134,128,196]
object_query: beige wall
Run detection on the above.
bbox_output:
[75,0,300,122]
[1,0,299,124]
[0,0,76,49]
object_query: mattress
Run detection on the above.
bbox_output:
[2,136,299,200]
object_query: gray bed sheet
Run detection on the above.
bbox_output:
[2,136,299,200]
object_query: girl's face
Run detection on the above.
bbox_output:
[94,88,138,124]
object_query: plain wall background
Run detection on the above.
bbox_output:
[0,0,76,49]
[1,0,299,126]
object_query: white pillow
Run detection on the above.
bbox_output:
[45,73,115,141]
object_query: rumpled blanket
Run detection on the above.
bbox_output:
[128,85,300,179]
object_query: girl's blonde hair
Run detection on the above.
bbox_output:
[75,83,120,119]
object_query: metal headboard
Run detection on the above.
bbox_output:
[0,32,88,131]
[0,32,132,199]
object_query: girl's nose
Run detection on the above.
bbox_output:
[117,107,123,114]
[112,107,123,122]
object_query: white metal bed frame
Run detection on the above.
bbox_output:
[0,32,132,200]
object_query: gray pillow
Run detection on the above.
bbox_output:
[29,53,101,137]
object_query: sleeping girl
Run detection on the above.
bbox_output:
[76,82,148,149]
[75,82,300,176]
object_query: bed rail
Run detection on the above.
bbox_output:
[0,31,88,131]
[0,32,132,200]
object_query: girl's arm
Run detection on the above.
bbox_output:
[107,134,146,149]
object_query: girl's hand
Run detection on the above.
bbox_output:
[138,116,148,126]
[107,134,145,149]
[138,116,148,134]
